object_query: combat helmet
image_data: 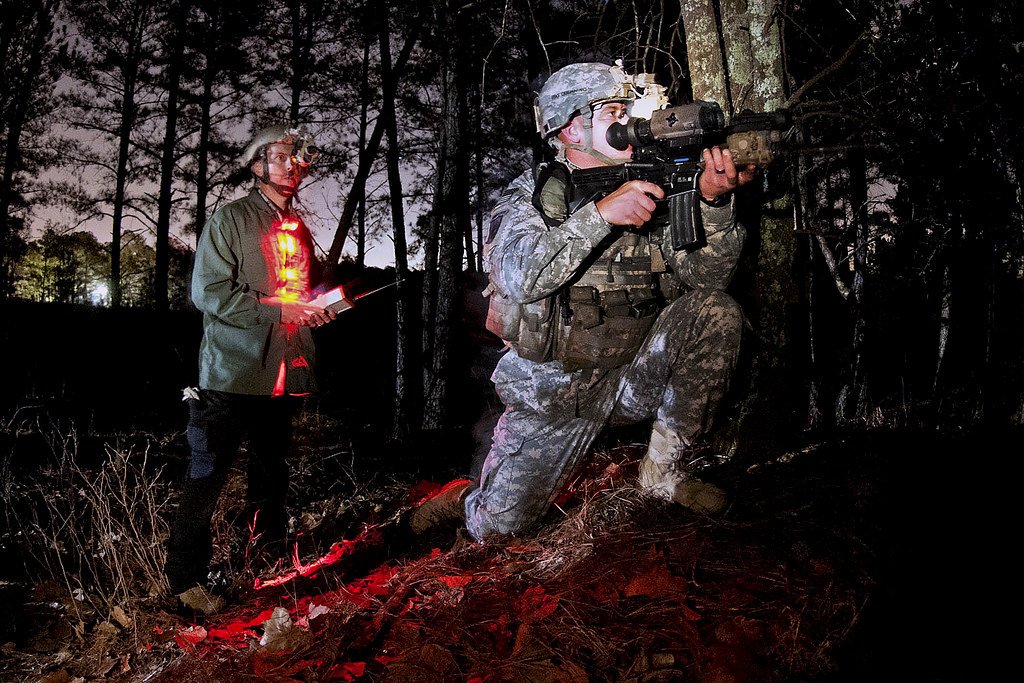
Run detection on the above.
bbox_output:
[534,62,637,138]
[534,60,667,161]
[244,125,319,169]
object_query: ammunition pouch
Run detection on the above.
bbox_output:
[485,290,557,363]
[561,286,660,371]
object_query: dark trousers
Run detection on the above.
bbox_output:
[165,389,297,593]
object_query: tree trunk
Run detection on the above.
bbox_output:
[378,12,413,442]
[682,0,795,454]
[110,75,136,309]
[287,0,314,123]
[324,25,420,280]
[934,264,951,394]
[422,0,467,432]
[194,66,214,242]
[154,0,188,310]
[471,88,484,272]
[420,212,439,412]
[679,0,727,105]
[840,145,870,423]
[356,37,370,268]
[0,1,56,297]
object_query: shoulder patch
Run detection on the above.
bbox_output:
[486,188,515,244]
[487,208,509,244]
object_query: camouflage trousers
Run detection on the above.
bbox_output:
[465,289,742,541]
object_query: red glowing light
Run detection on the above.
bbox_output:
[278,233,296,254]
[270,217,310,303]
[253,525,382,590]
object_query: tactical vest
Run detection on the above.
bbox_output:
[485,161,668,371]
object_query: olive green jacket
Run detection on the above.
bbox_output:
[192,189,320,396]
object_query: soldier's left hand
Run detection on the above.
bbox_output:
[699,147,756,202]
[277,299,335,327]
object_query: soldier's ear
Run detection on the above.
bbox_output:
[559,116,585,145]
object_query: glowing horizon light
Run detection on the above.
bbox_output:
[91,282,109,305]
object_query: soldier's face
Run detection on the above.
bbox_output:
[255,142,308,194]
[589,102,632,162]
[562,102,633,167]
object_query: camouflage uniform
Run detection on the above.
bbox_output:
[465,165,745,540]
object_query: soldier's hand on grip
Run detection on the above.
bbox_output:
[596,180,665,227]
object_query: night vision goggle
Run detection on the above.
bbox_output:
[288,130,319,167]
[620,70,668,121]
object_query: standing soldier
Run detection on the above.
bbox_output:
[413,62,755,539]
[165,126,335,601]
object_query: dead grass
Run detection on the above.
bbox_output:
[8,429,172,616]
[1,420,882,683]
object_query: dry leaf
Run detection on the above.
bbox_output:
[173,625,207,652]
[517,585,560,623]
[178,586,225,615]
[260,607,302,652]
[111,605,133,629]
[624,562,687,600]
[383,643,458,682]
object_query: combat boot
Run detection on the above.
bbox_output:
[638,421,727,515]
[410,479,474,533]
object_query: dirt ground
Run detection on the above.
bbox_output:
[0,295,997,682]
[0,416,995,682]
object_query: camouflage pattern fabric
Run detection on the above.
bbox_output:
[465,167,745,541]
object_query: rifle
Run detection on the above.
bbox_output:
[570,101,791,250]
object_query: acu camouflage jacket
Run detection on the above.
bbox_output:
[484,162,745,370]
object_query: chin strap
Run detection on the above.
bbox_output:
[269,180,298,197]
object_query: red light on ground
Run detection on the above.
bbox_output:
[253,525,382,590]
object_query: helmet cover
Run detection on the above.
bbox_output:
[243,125,319,168]
[534,62,638,139]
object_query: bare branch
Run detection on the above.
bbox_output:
[786,33,867,108]
[814,235,851,300]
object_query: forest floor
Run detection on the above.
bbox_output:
[0,410,993,683]
[0,295,998,682]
